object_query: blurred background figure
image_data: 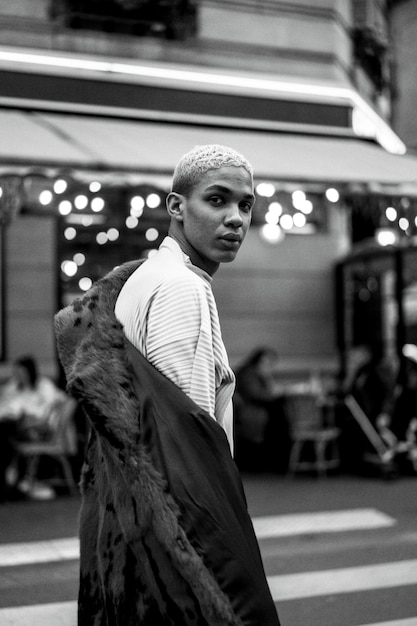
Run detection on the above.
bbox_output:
[337,345,399,475]
[0,355,74,501]
[379,354,417,475]
[347,347,397,425]
[0,355,67,435]
[234,347,291,473]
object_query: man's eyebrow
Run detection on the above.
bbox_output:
[205,184,255,201]
[204,184,231,193]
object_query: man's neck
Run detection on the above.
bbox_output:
[167,228,219,276]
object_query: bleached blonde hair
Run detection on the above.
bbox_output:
[171,144,253,195]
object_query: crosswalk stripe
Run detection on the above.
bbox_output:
[268,559,417,601]
[0,601,76,626]
[253,508,395,539]
[0,508,396,567]
[0,538,79,567]
[2,544,416,602]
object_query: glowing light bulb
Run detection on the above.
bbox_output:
[54,179,68,194]
[91,197,105,212]
[126,216,138,229]
[64,227,77,240]
[386,207,397,222]
[293,212,307,228]
[61,260,78,277]
[399,217,409,231]
[74,194,88,210]
[131,196,145,210]
[268,202,282,216]
[73,253,86,266]
[280,214,294,230]
[376,229,397,246]
[261,223,284,243]
[107,228,119,241]
[292,190,306,208]
[325,188,339,203]
[256,182,276,198]
[79,277,93,291]
[39,190,53,205]
[96,232,108,245]
[146,193,161,209]
[58,200,72,215]
[265,211,279,225]
[145,228,159,242]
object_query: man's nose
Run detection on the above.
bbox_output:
[225,204,243,226]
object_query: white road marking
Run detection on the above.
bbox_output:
[0,538,79,567]
[0,601,76,625]
[268,559,417,601]
[253,508,395,539]
[0,508,396,567]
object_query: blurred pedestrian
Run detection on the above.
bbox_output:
[234,347,290,472]
[382,356,417,474]
[338,345,398,474]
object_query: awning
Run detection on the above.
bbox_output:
[2,109,417,191]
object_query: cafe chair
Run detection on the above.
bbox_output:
[14,396,79,496]
[286,393,340,477]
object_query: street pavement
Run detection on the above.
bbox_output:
[0,473,416,625]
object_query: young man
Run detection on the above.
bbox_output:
[115,144,255,454]
[55,145,280,625]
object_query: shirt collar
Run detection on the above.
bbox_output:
[160,236,212,284]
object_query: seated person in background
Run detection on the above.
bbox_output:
[234,347,290,472]
[0,355,67,441]
[0,355,68,500]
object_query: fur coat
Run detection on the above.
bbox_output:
[54,261,280,626]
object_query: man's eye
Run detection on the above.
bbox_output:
[209,196,224,206]
[240,202,253,213]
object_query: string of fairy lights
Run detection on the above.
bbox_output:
[1,172,417,299]
[45,175,333,297]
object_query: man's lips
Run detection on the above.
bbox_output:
[221,233,241,242]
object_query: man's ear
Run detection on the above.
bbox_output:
[166,192,185,222]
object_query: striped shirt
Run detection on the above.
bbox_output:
[114,237,235,453]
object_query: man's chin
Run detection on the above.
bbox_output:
[218,251,239,264]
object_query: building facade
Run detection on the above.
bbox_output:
[388,0,417,152]
[1,0,416,380]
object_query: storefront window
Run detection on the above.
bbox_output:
[348,194,417,244]
[337,249,399,371]
[56,179,170,306]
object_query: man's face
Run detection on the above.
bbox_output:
[175,165,255,274]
